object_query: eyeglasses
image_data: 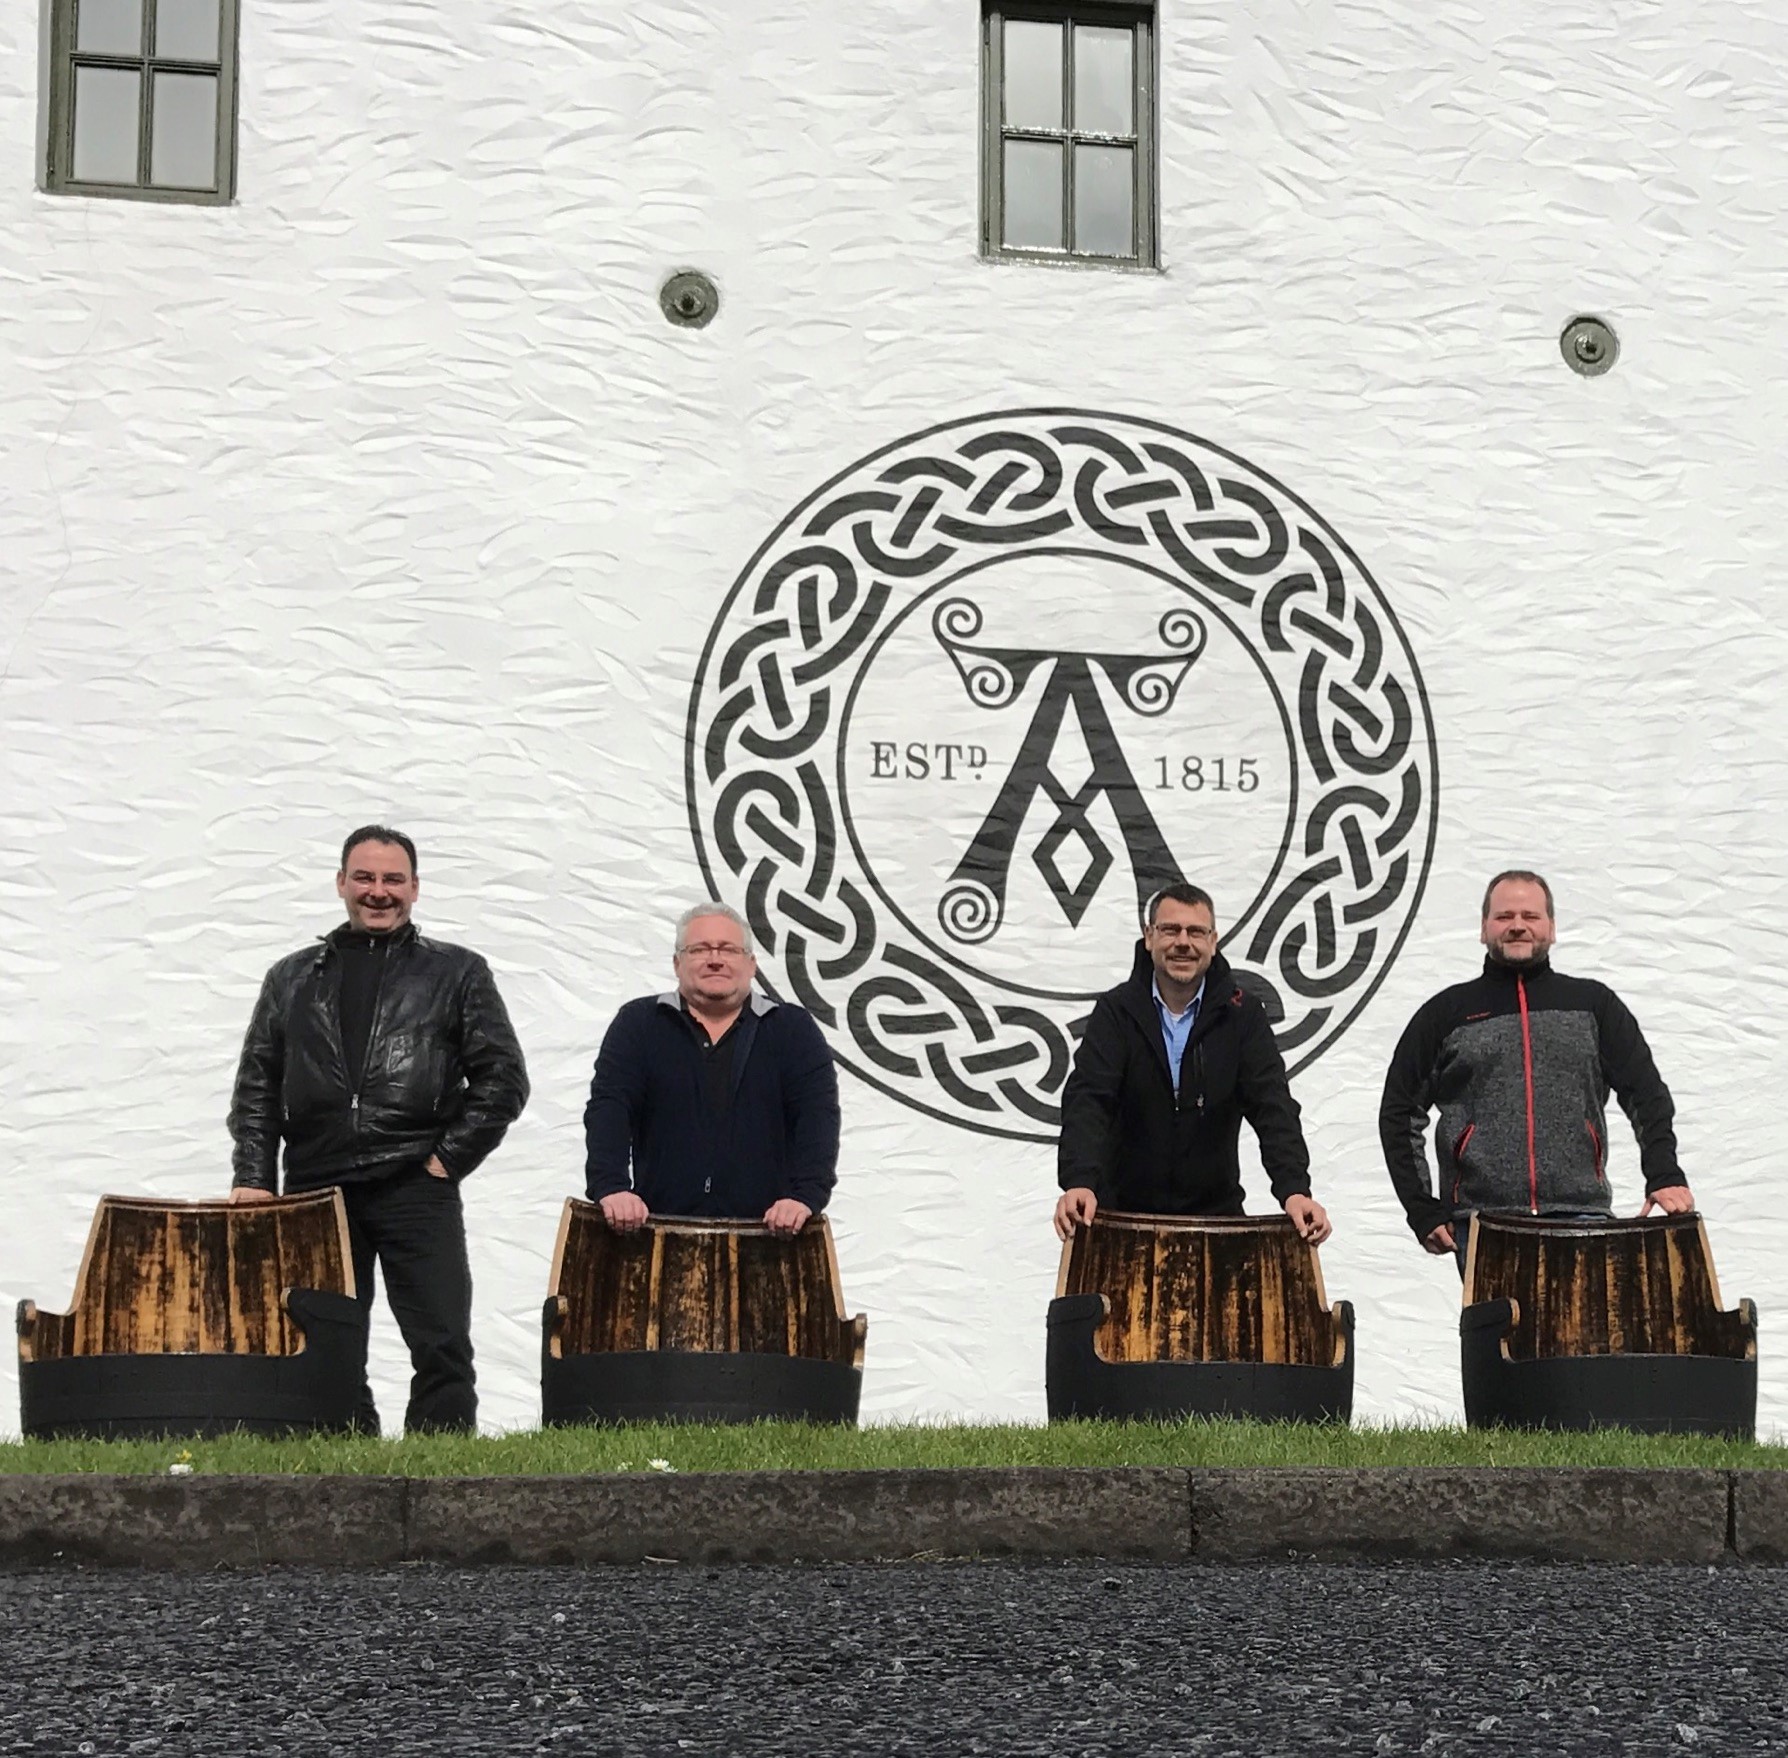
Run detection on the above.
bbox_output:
[679,941,749,959]
[1151,923,1215,943]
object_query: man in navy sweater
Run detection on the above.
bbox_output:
[583,902,841,1235]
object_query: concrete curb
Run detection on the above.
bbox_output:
[0,1468,1782,1568]
[0,1474,407,1568]
[409,1468,1188,1564]
[1190,1468,1731,1563]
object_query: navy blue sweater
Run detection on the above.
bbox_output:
[583,993,840,1216]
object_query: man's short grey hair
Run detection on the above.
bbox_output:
[674,900,754,953]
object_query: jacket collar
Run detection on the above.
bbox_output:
[657,989,774,1093]
[314,921,419,964]
[1119,940,1238,1028]
[1151,970,1205,1006]
[656,990,777,1016]
[1479,953,1552,981]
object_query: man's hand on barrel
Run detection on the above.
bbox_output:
[1054,1188,1099,1240]
[1422,1223,1456,1254]
[228,1185,276,1204]
[1282,1194,1331,1246]
[763,1199,812,1238]
[600,1191,650,1233]
[1639,1184,1695,1217]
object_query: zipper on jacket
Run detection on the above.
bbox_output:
[352,951,394,1135]
[1155,1004,1204,1113]
[1517,974,1538,1213]
[1451,1123,1474,1204]
[1587,1120,1604,1184]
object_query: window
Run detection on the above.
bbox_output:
[46,0,239,203]
[981,2,1156,268]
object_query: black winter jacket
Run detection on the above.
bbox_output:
[1378,956,1682,1240]
[1057,945,1312,1213]
[229,923,530,1193]
[584,992,839,1216]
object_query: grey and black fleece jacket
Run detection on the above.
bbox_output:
[1378,957,1683,1241]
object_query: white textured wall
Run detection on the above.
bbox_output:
[2,0,1785,1434]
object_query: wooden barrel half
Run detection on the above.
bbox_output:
[1056,1210,1344,1367]
[1462,1213,1754,1362]
[545,1201,866,1367]
[17,1191,355,1363]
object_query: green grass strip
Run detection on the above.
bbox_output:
[0,1420,1784,1476]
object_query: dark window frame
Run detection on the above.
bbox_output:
[45,0,240,204]
[980,0,1157,269]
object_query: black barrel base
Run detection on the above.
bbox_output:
[1045,1293,1355,1424]
[542,1350,862,1427]
[1461,1298,1757,1438]
[18,1290,367,1440]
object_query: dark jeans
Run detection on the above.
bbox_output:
[341,1166,476,1434]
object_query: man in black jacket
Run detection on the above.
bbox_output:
[584,902,839,1236]
[1378,869,1694,1259]
[229,826,529,1432]
[1055,883,1330,1244]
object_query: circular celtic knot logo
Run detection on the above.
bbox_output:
[687,410,1439,1140]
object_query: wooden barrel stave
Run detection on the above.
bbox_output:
[15,1302,74,1364]
[235,1204,291,1356]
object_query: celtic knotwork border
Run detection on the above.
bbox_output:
[686,410,1439,1141]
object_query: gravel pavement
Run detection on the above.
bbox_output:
[1,1562,1782,1756]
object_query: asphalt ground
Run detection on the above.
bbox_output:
[0,1562,1781,1757]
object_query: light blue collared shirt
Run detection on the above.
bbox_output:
[1152,976,1204,1089]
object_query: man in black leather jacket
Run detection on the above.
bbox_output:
[228,826,529,1432]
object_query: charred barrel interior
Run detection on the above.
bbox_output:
[541,1202,867,1425]
[1460,1212,1757,1437]
[16,1191,366,1439]
[1047,1210,1353,1423]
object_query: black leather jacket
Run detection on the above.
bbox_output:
[229,924,529,1193]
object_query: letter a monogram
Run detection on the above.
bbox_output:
[931,598,1207,945]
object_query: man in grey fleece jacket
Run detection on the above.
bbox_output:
[1379,870,1695,1258]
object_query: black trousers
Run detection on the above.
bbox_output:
[340,1167,476,1434]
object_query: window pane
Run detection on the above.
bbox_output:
[76,0,142,55]
[1003,19,1062,131]
[1074,25,1133,136]
[155,0,220,61]
[149,70,217,187]
[1074,143,1133,256]
[1004,138,1063,249]
[72,65,141,183]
